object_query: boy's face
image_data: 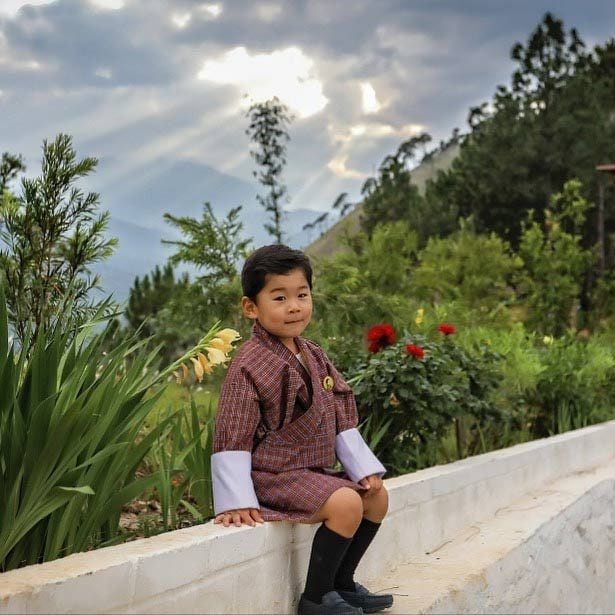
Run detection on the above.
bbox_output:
[242,268,313,349]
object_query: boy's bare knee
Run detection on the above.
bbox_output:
[330,487,363,513]
[378,484,389,513]
[363,484,389,521]
[325,488,363,527]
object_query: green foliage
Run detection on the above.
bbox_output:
[128,204,251,363]
[527,335,615,437]
[0,284,227,570]
[151,401,209,531]
[126,263,189,339]
[350,333,501,474]
[359,134,454,244]
[0,152,25,194]
[518,179,594,335]
[412,218,523,311]
[426,14,615,253]
[590,270,615,327]
[145,274,246,367]
[246,97,293,243]
[0,134,117,347]
[311,222,418,340]
[162,203,251,286]
[0,289,165,570]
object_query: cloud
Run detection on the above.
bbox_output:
[328,155,367,180]
[197,46,328,119]
[89,0,123,8]
[360,82,382,114]
[171,12,191,29]
[0,1,55,17]
[1,0,614,233]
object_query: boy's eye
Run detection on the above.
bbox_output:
[299,293,309,298]
[274,296,285,301]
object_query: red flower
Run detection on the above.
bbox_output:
[405,343,425,360]
[438,323,456,336]
[367,323,396,353]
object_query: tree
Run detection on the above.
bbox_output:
[426,13,615,250]
[331,192,354,218]
[0,153,26,195]
[311,221,418,340]
[126,263,189,336]
[245,97,293,243]
[162,203,251,286]
[518,179,594,335]
[411,218,522,310]
[152,203,252,360]
[360,134,446,245]
[0,134,117,346]
[302,211,329,241]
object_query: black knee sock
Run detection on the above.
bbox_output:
[334,518,381,591]
[303,523,353,603]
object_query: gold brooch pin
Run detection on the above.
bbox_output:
[323,376,334,391]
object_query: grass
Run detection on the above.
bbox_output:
[144,380,220,426]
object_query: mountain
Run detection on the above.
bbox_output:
[88,158,321,301]
[306,143,461,260]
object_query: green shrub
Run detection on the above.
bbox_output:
[518,179,594,336]
[349,327,502,474]
[527,334,615,436]
[0,288,226,571]
[412,218,522,311]
[311,222,418,340]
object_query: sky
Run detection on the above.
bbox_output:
[1,0,614,295]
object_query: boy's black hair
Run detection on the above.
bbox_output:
[241,244,313,300]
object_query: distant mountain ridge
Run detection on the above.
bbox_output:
[88,157,320,301]
[306,143,461,260]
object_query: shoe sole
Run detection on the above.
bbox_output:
[338,596,393,614]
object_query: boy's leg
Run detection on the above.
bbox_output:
[334,487,394,612]
[298,488,363,609]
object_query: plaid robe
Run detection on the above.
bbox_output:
[212,320,385,521]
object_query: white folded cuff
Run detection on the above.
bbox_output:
[335,428,386,483]
[211,450,260,515]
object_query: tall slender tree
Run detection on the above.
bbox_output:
[246,97,293,243]
[0,134,117,346]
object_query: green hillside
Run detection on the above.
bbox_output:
[306,143,460,259]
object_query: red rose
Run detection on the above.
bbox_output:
[367,323,396,353]
[405,343,425,359]
[438,323,456,336]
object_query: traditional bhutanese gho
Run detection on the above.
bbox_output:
[212,320,386,521]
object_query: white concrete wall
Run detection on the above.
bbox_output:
[385,457,615,613]
[430,478,615,614]
[1,421,614,614]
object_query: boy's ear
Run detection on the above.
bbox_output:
[241,296,258,320]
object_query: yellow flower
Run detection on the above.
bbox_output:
[181,363,189,381]
[209,337,232,353]
[216,328,241,345]
[207,347,227,365]
[173,370,182,385]
[389,392,400,407]
[191,357,204,383]
[543,335,554,345]
[415,308,424,325]
[197,352,213,375]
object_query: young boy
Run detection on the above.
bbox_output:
[212,244,393,615]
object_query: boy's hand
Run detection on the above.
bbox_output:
[358,474,383,497]
[214,508,264,528]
